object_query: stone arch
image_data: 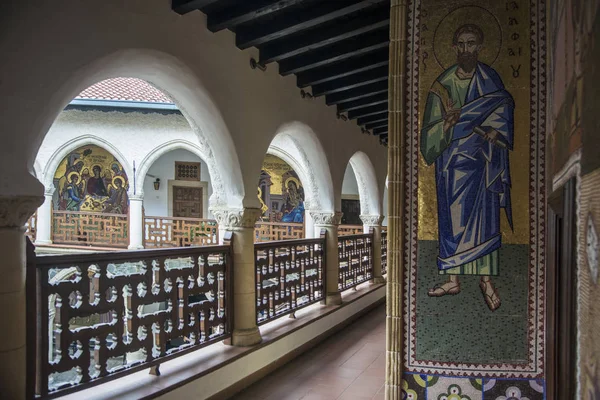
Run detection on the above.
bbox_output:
[28,49,244,209]
[266,122,335,213]
[41,135,134,192]
[347,151,381,217]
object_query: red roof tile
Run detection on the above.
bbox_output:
[76,77,173,103]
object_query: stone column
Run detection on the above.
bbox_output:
[212,207,262,346]
[386,0,408,398]
[34,187,55,245]
[360,215,385,284]
[0,195,43,400]
[310,211,343,305]
[128,194,144,250]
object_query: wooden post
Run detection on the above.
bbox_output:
[385,0,408,398]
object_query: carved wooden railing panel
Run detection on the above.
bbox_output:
[26,210,37,242]
[31,245,232,398]
[52,211,129,248]
[338,225,364,236]
[338,233,373,291]
[144,216,219,248]
[255,237,325,325]
[254,222,304,243]
[381,230,388,276]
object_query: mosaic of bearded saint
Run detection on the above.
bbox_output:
[420,23,515,312]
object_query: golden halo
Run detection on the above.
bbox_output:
[112,176,125,187]
[285,177,301,189]
[432,6,502,70]
[67,171,81,182]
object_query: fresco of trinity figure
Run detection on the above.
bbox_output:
[420,23,515,312]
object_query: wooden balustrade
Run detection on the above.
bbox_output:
[338,224,364,236]
[144,216,219,248]
[52,211,129,248]
[28,243,232,398]
[381,230,388,275]
[254,221,304,243]
[26,210,37,242]
[338,233,373,291]
[255,237,325,325]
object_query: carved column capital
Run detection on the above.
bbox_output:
[309,211,343,226]
[360,214,384,226]
[44,187,56,197]
[0,195,44,228]
[211,207,262,229]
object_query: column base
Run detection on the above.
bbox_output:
[372,276,386,284]
[231,327,262,347]
[385,384,402,399]
[325,292,342,306]
[127,244,144,250]
[34,239,52,246]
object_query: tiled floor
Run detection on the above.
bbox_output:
[232,304,386,400]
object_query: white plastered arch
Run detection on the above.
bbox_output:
[136,139,215,200]
[41,135,134,192]
[267,122,335,213]
[29,49,244,210]
[348,151,381,216]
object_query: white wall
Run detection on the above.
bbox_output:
[3,0,388,213]
[341,164,359,197]
[142,148,212,218]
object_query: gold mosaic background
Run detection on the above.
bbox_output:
[261,154,297,196]
[417,0,531,245]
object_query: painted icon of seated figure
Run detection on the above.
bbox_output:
[420,23,515,311]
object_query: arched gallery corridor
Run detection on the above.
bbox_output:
[0,0,598,399]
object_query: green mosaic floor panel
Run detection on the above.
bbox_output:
[415,241,530,364]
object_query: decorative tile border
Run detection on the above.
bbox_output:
[402,0,547,378]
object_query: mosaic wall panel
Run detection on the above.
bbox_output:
[258,154,305,223]
[402,374,545,399]
[402,0,546,378]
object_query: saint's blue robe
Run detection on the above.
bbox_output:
[420,62,514,271]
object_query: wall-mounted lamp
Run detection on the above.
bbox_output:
[153,178,160,191]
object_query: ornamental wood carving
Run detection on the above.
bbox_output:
[52,211,128,248]
[255,238,324,324]
[32,245,232,397]
[254,222,304,243]
[338,233,374,291]
[338,225,364,236]
[144,216,218,248]
[381,230,388,276]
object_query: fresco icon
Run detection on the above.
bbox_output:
[420,16,515,312]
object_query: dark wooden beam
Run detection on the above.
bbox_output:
[373,126,388,135]
[278,29,389,75]
[208,1,306,32]
[337,92,388,113]
[172,0,221,14]
[325,80,388,105]
[296,49,388,88]
[311,66,388,97]
[357,112,388,126]
[258,6,389,64]
[365,119,389,130]
[348,103,388,120]
[235,0,386,49]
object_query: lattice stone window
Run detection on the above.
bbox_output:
[175,161,201,181]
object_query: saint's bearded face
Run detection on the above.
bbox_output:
[454,32,482,73]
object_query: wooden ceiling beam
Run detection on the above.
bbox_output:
[295,49,388,88]
[372,126,388,135]
[279,29,388,76]
[311,66,388,97]
[365,119,389,130]
[337,92,388,113]
[258,6,389,64]
[208,0,306,32]
[172,0,222,15]
[325,80,388,105]
[357,112,388,126]
[348,103,388,120]
[236,0,386,49]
